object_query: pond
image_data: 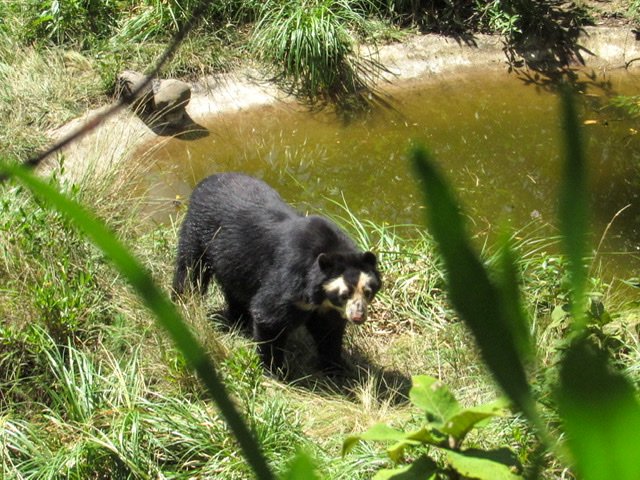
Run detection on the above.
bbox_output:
[142,67,640,286]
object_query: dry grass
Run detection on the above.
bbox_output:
[0,35,105,160]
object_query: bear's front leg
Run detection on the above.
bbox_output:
[306,310,347,375]
[250,295,295,377]
[253,321,289,377]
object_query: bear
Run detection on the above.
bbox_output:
[172,172,382,376]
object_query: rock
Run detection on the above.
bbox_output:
[116,70,155,114]
[115,72,192,130]
[153,79,191,128]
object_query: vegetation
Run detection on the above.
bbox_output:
[1,1,640,479]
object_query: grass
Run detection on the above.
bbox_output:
[0,34,104,161]
[251,0,385,106]
[1,1,639,478]
[4,144,637,478]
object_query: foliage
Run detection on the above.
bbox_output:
[0,327,310,478]
[611,95,640,118]
[344,375,518,479]
[251,0,383,105]
[404,89,640,479]
[628,0,640,24]
[0,177,109,344]
[478,0,522,36]
[21,0,120,48]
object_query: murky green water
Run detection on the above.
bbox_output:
[143,68,640,283]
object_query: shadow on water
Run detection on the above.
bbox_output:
[500,1,614,95]
[144,112,210,139]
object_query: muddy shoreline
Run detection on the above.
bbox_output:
[188,26,640,117]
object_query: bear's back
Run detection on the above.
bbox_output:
[188,173,298,226]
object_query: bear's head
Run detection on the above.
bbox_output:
[317,251,381,323]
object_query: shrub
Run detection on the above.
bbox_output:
[252,0,383,105]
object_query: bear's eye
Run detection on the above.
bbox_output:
[338,291,350,303]
[363,287,373,300]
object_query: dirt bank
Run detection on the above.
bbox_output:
[50,26,640,179]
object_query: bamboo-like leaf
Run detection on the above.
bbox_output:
[411,147,536,420]
[558,87,589,331]
[495,230,534,362]
[0,162,275,480]
[557,336,640,480]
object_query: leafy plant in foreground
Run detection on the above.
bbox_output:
[345,88,640,479]
[410,89,640,479]
[344,375,518,479]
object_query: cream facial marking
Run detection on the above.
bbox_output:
[321,272,377,323]
[322,276,349,297]
[345,272,376,323]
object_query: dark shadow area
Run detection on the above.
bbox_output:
[501,1,612,94]
[286,329,413,407]
[264,53,399,125]
[135,109,210,139]
[208,308,412,406]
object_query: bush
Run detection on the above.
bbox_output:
[252,0,383,105]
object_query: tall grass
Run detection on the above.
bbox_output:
[0,33,104,161]
[2,2,639,479]
[0,327,305,478]
[252,0,384,105]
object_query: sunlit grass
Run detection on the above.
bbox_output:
[0,34,104,161]
[251,0,383,105]
[3,140,639,478]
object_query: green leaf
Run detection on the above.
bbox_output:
[404,426,446,445]
[0,162,275,480]
[411,148,535,420]
[387,426,447,462]
[409,375,460,424]
[373,455,439,480]
[441,399,510,443]
[344,423,443,462]
[557,336,640,480]
[280,451,320,480]
[550,304,570,328]
[343,424,408,456]
[446,448,523,480]
[558,87,589,331]
[495,230,533,362]
[386,440,419,463]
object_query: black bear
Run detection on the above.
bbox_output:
[173,173,381,375]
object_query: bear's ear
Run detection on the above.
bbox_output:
[362,251,377,267]
[317,253,334,272]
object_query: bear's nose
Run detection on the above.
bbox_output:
[347,301,367,323]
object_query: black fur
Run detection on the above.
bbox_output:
[173,173,381,375]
